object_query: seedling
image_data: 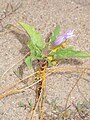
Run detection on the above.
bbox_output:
[18,22,90,120]
[0,22,90,120]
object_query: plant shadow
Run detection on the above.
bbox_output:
[10,29,30,78]
[11,30,30,55]
[60,58,83,65]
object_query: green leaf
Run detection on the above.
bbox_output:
[31,49,43,59]
[25,49,43,68]
[19,22,45,50]
[55,47,90,59]
[28,40,34,50]
[28,40,43,56]
[25,56,32,68]
[50,25,60,43]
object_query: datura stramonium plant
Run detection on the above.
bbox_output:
[19,22,90,68]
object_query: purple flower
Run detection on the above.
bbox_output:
[53,30,75,46]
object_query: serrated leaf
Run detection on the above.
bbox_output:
[55,47,90,59]
[25,56,32,68]
[19,22,45,50]
[50,25,60,43]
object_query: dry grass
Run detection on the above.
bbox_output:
[0,59,90,120]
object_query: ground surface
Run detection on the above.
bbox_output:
[0,0,90,120]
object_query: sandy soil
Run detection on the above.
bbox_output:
[0,0,90,120]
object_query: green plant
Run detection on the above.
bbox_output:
[18,22,90,120]
[19,22,90,68]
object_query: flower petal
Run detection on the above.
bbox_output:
[53,29,75,46]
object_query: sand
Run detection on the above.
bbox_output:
[0,0,90,119]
